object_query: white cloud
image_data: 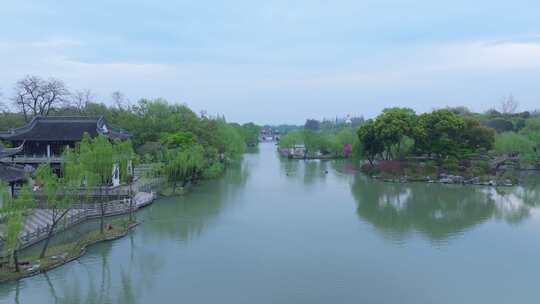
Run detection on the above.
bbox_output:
[1,37,540,123]
[426,40,540,72]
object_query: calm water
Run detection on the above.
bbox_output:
[1,143,540,304]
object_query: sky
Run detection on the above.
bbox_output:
[1,0,540,124]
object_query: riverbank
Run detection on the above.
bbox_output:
[278,148,348,160]
[362,158,537,187]
[0,219,138,284]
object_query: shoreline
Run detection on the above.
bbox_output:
[371,175,516,187]
[0,221,139,284]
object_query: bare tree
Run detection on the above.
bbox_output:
[71,89,95,113]
[500,94,519,115]
[111,91,130,111]
[0,89,5,112]
[12,75,70,121]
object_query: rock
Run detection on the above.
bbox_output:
[439,177,453,183]
[27,264,40,272]
[438,174,464,184]
[488,180,497,186]
[503,179,513,186]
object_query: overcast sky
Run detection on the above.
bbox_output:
[1,1,539,124]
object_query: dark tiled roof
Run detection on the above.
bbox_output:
[0,163,26,183]
[0,143,24,158]
[0,116,130,141]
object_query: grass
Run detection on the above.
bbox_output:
[0,218,137,283]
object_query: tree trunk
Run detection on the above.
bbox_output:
[182,178,189,188]
[13,249,20,272]
[128,182,134,222]
[40,208,69,258]
[40,223,56,259]
[100,186,106,235]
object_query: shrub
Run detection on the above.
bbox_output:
[442,157,460,173]
[494,132,535,158]
[483,118,514,133]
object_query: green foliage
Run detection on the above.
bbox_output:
[520,117,540,134]
[278,130,304,149]
[413,109,465,158]
[35,163,63,207]
[12,185,34,211]
[218,120,247,160]
[113,139,137,183]
[5,212,23,261]
[0,184,33,269]
[462,117,496,151]
[373,108,416,159]
[357,120,384,165]
[279,127,358,157]
[494,132,536,161]
[357,108,417,161]
[160,131,197,149]
[356,109,494,162]
[163,145,206,190]
[203,162,225,179]
[74,133,138,187]
[127,99,201,146]
[483,118,514,133]
[234,123,261,146]
[441,157,460,173]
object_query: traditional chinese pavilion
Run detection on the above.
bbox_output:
[0,116,130,164]
[0,144,27,199]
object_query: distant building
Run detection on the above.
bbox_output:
[0,116,130,165]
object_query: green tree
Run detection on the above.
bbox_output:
[413,109,465,159]
[373,108,416,159]
[78,134,114,234]
[0,184,33,272]
[357,120,384,166]
[160,131,197,149]
[278,130,304,150]
[520,118,540,156]
[462,117,496,152]
[494,132,535,161]
[35,155,82,258]
[483,118,514,133]
[113,139,137,221]
[163,145,206,193]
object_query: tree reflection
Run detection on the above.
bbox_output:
[141,161,249,242]
[279,158,299,178]
[351,174,540,243]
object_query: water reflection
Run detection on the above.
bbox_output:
[279,158,331,186]
[351,174,540,243]
[141,161,249,242]
[34,234,165,304]
[0,162,249,304]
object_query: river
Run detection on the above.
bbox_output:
[1,142,540,303]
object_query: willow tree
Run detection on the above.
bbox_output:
[0,184,34,271]
[114,139,137,221]
[77,134,136,232]
[79,134,114,234]
[164,145,205,193]
[36,151,83,258]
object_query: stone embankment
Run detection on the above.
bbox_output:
[19,191,156,249]
[374,173,515,187]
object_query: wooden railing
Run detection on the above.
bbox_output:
[0,155,64,163]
